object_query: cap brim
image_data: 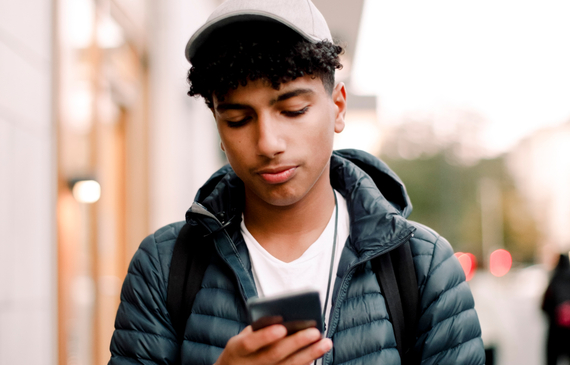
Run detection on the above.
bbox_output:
[185,12,321,63]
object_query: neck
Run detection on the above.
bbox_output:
[243,173,336,263]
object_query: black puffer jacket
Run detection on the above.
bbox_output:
[109,149,485,364]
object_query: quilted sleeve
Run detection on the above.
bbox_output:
[108,227,180,364]
[414,234,485,365]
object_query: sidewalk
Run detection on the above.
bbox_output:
[470,266,549,365]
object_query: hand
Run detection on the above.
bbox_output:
[214,324,332,365]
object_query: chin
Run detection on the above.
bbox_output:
[262,192,303,207]
[254,185,306,208]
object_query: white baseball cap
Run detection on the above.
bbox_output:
[185,0,332,63]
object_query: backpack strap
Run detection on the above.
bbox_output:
[167,223,213,347]
[372,240,419,365]
[391,240,420,364]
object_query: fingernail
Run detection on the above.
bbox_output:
[322,338,333,351]
[305,328,321,340]
[273,325,287,337]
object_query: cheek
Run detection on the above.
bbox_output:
[221,140,251,173]
[309,114,336,147]
[223,144,242,164]
[218,128,244,154]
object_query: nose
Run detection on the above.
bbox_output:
[256,114,285,158]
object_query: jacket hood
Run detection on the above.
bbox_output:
[332,149,413,218]
[187,149,414,257]
[329,149,414,258]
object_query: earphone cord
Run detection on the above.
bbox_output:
[314,190,339,365]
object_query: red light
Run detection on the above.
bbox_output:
[490,249,512,277]
[454,252,477,281]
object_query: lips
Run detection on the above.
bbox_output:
[257,166,297,184]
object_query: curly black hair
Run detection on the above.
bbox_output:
[187,20,344,108]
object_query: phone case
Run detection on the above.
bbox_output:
[247,289,323,334]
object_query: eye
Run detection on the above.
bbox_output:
[226,116,251,128]
[282,106,309,117]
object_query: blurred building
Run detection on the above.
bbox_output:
[56,0,226,364]
[507,121,570,262]
[0,0,57,363]
[0,0,373,364]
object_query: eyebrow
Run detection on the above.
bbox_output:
[215,88,315,113]
[215,103,249,113]
[270,88,314,105]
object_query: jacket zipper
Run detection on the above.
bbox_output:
[219,229,257,304]
[323,231,414,365]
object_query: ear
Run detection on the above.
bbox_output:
[332,82,347,133]
[220,141,225,152]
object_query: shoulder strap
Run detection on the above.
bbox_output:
[167,223,213,346]
[372,240,419,365]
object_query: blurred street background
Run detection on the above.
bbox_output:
[1,0,569,364]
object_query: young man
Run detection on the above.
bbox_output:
[109,1,485,364]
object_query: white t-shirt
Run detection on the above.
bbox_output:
[241,190,350,332]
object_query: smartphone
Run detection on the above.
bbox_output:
[247,289,323,335]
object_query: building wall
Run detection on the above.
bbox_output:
[0,0,57,364]
[147,0,224,231]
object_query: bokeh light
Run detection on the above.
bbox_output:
[489,249,512,277]
[454,252,477,281]
[71,180,101,204]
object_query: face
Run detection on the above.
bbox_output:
[212,75,346,208]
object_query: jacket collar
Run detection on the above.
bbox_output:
[186,149,415,259]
